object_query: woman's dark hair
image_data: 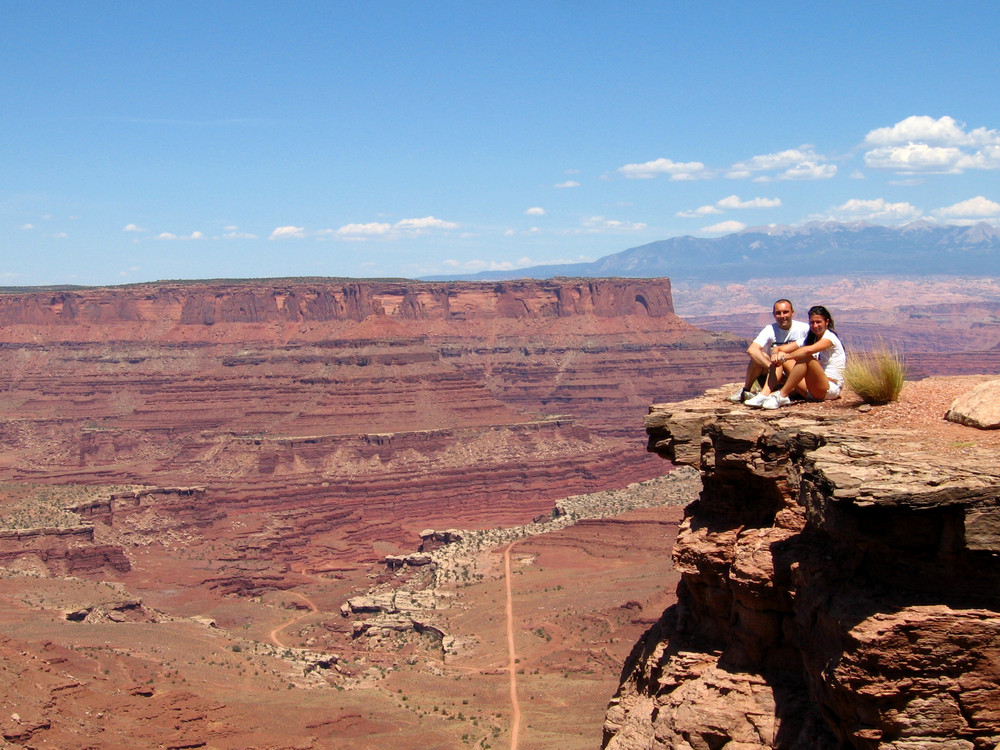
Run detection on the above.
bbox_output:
[804,305,835,345]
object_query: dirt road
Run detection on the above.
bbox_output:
[268,591,319,648]
[504,541,521,750]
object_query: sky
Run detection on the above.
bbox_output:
[2,1,999,286]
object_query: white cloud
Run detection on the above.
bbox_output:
[155,230,204,240]
[716,195,782,210]
[932,196,1000,219]
[554,180,580,188]
[337,222,392,236]
[702,220,746,234]
[503,229,516,236]
[394,216,458,231]
[223,228,257,239]
[525,207,545,216]
[443,258,525,272]
[617,157,708,180]
[770,162,837,181]
[123,223,145,232]
[864,115,1000,147]
[581,216,648,232]
[19,223,34,230]
[443,254,591,272]
[334,216,458,240]
[862,116,1000,173]
[730,147,820,173]
[827,198,923,222]
[678,195,781,219]
[676,205,723,218]
[270,225,306,239]
[850,170,866,180]
[52,232,68,238]
[864,143,966,173]
[728,147,836,182]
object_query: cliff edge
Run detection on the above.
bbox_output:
[604,378,1000,749]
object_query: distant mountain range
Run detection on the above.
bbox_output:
[426,221,1000,281]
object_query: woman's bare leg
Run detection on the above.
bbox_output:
[778,359,828,400]
[801,359,830,399]
[778,360,809,398]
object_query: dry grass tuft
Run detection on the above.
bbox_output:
[845,348,906,405]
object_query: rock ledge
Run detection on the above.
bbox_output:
[604,385,1000,749]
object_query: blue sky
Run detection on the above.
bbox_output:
[3,1,999,286]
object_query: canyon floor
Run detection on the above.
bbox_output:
[0,478,692,750]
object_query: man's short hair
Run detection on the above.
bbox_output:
[773,298,793,311]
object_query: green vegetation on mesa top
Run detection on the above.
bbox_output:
[0,483,144,531]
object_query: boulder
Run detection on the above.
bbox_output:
[946,379,1000,429]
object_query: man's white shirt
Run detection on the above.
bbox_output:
[753,320,810,353]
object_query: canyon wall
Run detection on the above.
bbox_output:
[0,278,745,585]
[604,385,1000,748]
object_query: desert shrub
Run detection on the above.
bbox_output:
[845,348,905,404]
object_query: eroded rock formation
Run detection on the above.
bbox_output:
[604,388,1000,749]
[0,278,744,588]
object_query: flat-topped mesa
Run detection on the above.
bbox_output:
[0,277,746,588]
[0,277,674,327]
[604,385,1000,749]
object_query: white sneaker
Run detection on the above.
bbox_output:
[761,393,792,410]
[726,389,747,403]
[744,392,769,408]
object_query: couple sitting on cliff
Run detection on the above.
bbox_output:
[727,299,846,410]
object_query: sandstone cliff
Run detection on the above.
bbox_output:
[0,278,674,329]
[604,383,1000,749]
[0,278,744,585]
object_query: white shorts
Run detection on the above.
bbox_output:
[806,380,841,401]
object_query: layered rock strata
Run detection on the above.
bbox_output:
[604,388,1000,749]
[0,279,744,586]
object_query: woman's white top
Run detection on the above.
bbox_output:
[816,329,846,385]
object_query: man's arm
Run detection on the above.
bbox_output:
[774,341,799,355]
[746,341,771,369]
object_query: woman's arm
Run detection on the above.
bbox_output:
[775,338,831,364]
[768,340,799,363]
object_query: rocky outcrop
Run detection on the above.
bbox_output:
[0,526,131,577]
[604,388,1000,749]
[946,380,1000,429]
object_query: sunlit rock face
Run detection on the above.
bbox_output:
[604,388,1000,749]
[0,278,745,582]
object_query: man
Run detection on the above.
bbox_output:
[727,299,810,403]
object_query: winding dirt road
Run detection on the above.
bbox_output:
[268,591,319,648]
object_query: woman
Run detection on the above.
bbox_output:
[746,305,846,409]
